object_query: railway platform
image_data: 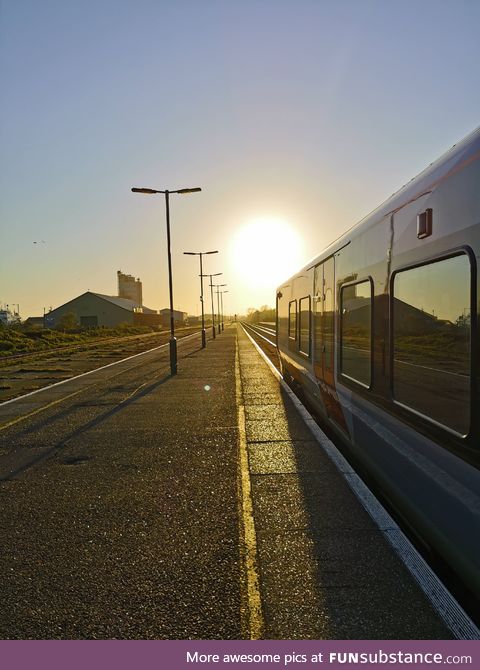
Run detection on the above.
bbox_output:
[0,325,461,638]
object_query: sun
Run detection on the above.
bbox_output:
[229,218,304,291]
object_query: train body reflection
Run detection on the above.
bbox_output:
[276,127,480,607]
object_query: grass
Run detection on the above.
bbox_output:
[0,323,158,357]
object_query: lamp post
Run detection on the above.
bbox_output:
[200,272,222,339]
[131,186,201,375]
[214,284,227,334]
[183,250,218,348]
[220,290,228,331]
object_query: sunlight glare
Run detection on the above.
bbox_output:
[229,218,304,293]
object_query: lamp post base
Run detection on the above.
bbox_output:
[212,325,216,339]
[201,329,206,348]
[169,337,177,376]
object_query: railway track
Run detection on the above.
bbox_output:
[0,327,204,403]
[0,326,200,365]
[241,322,279,369]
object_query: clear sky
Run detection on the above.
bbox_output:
[1,0,479,319]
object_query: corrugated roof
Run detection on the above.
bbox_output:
[91,292,156,313]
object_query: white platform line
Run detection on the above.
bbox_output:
[0,331,201,408]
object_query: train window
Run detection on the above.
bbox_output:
[392,254,471,435]
[340,280,372,387]
[288,300,297,339]
[299,296,311,356]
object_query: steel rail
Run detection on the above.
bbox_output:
[241,322,276,349]
[0,327,201,364]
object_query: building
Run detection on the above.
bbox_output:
[117,270,142,305]
[0,306,21,326]
[23,316,45,328]
[44,292,161,329]
[159,308,188,328]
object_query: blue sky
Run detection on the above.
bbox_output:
[1,0,479,317]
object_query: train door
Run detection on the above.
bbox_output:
[313,257,346,427]
[313,257,334,384]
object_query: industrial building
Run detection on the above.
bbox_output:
[44,292,161,329]
[0,306,21,326]
[159,308,188,328]
[117,271,142,305]
[33,272,190,330]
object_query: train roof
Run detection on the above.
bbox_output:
[281,125,480,286]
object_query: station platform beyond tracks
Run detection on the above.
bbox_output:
[0,325,455,639]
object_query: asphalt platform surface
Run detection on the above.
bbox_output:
[0,330,240,639]
[0,325,451,639]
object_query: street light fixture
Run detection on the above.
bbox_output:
[214,284,227,334]
[200,272,222,339]
[131,186,201,375]
[220,290,229,331]
[183,250,218,348]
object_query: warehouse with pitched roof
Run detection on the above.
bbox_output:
[44,291,161,328]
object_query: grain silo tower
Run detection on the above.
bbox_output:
[117,270,143,306]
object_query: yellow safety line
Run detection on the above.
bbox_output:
[235,333,264,639]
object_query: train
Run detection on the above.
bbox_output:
[276,126,480,607]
